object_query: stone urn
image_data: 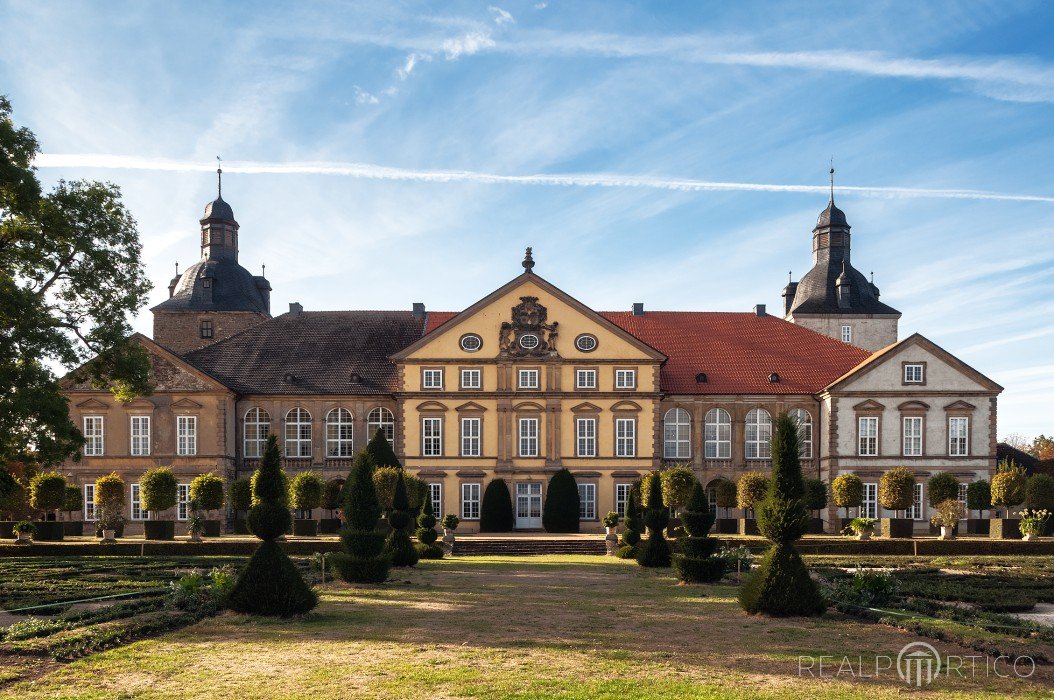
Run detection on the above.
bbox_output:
[856,530,872,541]
[15,532,32,545]
[442,529,456,552]
[940,526,955,541]
[101,529,117,543]
[1022,534,1037,542]
[604,527,619,555]
[188,530,203,543]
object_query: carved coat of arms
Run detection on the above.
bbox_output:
[499,296,559,356]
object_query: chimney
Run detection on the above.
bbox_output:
[754,304,766,317]
[289,302,303,316]
[412,302,426,318]
[632,302,645,316]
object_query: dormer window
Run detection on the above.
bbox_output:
[200,320,213,339]
[904,364,924,384]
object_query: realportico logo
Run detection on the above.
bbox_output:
[798,641,1035,686]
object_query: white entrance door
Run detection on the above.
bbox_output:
[516,483,543,529]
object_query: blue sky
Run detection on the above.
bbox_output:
[1,1,1052,438]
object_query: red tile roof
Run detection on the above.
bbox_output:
[424,309,870,395]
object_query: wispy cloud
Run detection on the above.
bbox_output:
[353,86,380,105]
[490,6,515,27]
[34,153,1054,203]
[441,31,497,60]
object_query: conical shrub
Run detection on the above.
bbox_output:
[480,479,514,532]
[621,490,642,547]
[673,481,724,583]
[385,469,418,567]
[636,472,671,567]
[415,489,443,559]
[543,469,580,533]
[333,451,391,583]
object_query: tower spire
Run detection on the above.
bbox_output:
[216,156,223,198]
[829,157,835,203]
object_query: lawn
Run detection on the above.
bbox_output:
[2,555,1053,699]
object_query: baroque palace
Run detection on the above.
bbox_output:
[60,179,1003,533]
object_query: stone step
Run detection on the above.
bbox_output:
[452,538,607,556]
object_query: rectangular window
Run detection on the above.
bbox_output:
[949,417,969,456]
[519,418,539,457]
[422,417,443,456]
[460,417,481,457]
[429,483,443,517]
[615,483,632,518]
[422,369,444,389]
[83,416,104,456]
[200,320,213,339]
[575,369,597,389]
[177,483,190,521]
[841,325,853,343]
[460,368,481,389]
[615,418,636,457]
[130,483,149,520]
[578,483,596,520]
[904,364,924,383]
[902,416,922,456]
[84,484,96,521]
[177,415,197,456]
[576,417,597,457]
[518,369,540,389]
[461,483,481,520]
[130,416,151,456]
[957,483,969,519]
[908,482,924,520]
[862,482,877,519]
[614,369,636,389]
[858,417,878,456]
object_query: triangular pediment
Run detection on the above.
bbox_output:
[570,402,602,413]
[944,400,977,411]
[124,398,155,410]
[853,399,886,411]
[75,397,111,410]
[171,398,204,409]
[454,401,487,412]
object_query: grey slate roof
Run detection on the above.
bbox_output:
[183,310,427,394]
[790,260,900,316]
[201,196,235,222]
[151,258,270,313]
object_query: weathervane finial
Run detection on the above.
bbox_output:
[216,155,222,198]
[522,246,535,274]
[175,262,179,276]
[829,157,835,203]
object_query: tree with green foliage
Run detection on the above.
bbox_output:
[189,473,225,514]
[831,473,864,519]
[364,429,401,468]
[480,478,514,532]
[1,95,152,469]
[228,478,251,514]
[714,478,737,518]
[878,467,916,518]
[63,484,82,519]
[990,460,1027,516]
[642,465,695,512]
[927,472,960,508]
[636,471,671,567]
[139,467,177,519]
[740,412,825,616]
[29,471,66,517]
[543,469,580,533]
[736,471,768,518]
[333,451,391,583]
[1025,474,1054,511]
[229,434,317,616]
[415,489,443,559]
[384,469,419,567]
[322,478,344,515]
[289,471,324,514]
[966,479,991,519]
[673,481,724,582]
[804,479,828,518]
[94,472,125,533]
[620,490,642,549]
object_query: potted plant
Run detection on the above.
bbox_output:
[62,485,84,536]
[189,473,225,537]
[289,470,324,536]
[804,478,827,534]
[1025,474,1054,536]
[965,479,991,535]
[1018,509,1051,541]
[713,478,738,534]
[228,478,251,534]
[440,513,459,551]
[832,473,864,533]
[95,472,125,539]
[930,499,966,540]
[186,499,205,543]
[926,473,961,536]
[847,517,876,541]
[602,510,620,555]
[13,520,36,544]
[320,478,344,533]
[879,467,916,538]
[990,460,1027,539]
[139,467,178,540]
[735,471,768,536]
[29,471,66,541]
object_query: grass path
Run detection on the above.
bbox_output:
[4,555,1051,699]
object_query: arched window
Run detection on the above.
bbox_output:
[326,408,354,457]
[704,408,732,459]
[745,408,772,459]
[285,408,312,458]
[243,408,270,458]
[789,408,813,459]
[367,407,395,444]
[663,408,691,459]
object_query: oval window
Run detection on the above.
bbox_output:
[519,333,540,350]
[575,334,598,352]
[460,334,482,352]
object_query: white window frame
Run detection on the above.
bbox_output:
[904,364,924,383]
[663,408,691,459]
[908,482,924,520]
[902,416,923,456]
[460,417,481,457]
[84,484,96,521]
[519,417,539,457]
[841,325,853,343]
[130,483,149,521]
[428,482,443,517]
[422,369,444,389]
[423,417,443,457]
[285,408,313,458]
[130,415,151,456]
[518,369,540,390]
[576,417,597,457]
[176,415,197,456]
[461,483,481,520]
[615,483,632,518]
[244,408,270,458]
[83,416,104,456]
[575,368,597,389]
[614,369,636,389]
[745,409,772,459]
[615,417,636,457]
[578,483,596,520]
[704,408,732,459]
[957,482,969,518]
[862,482,878,519]
[325,408,355,458]
[177,483,190,521]
[367,407,395,444]
[858,416,879,456]
[949,417,969,456]
[790,408,813,459]
[460,368,482,390]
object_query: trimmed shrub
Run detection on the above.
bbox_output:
[189,473,225,513]
[673,481,724,583]
[139,467,177,517]
[63,485,83,516]
[878,467,916,516]
[543,469,580,533]
[615,544,637,559]
[738,544,826,616]
[289,471,324,513]
[416,489,440,551]
[621,490,642,547]
[246,436,291,540]
[966,479,991,518]
[385,471,418,567]
[736,472,768,517]
[636,472,671,567]
[713,478,737,516]
[322,478,345,513]
[228,478,251,513]
[227,540,317,616]
[440,514,459,531]
[372,466,402,511]
[480,479,514,532]
[831,474,864,518]
[927,472,960,508]
[804,479,828,515]
[95,472,125,532]
[768,414,804,501]
[365,428,401,468]
[29,471,67,515]
[336,451,391,583]
[990,462,1027,514]
[415,542,444,559]
[1025,474,1054,510]
[641,465,696,511]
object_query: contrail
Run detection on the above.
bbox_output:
[34,153,1054,203]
